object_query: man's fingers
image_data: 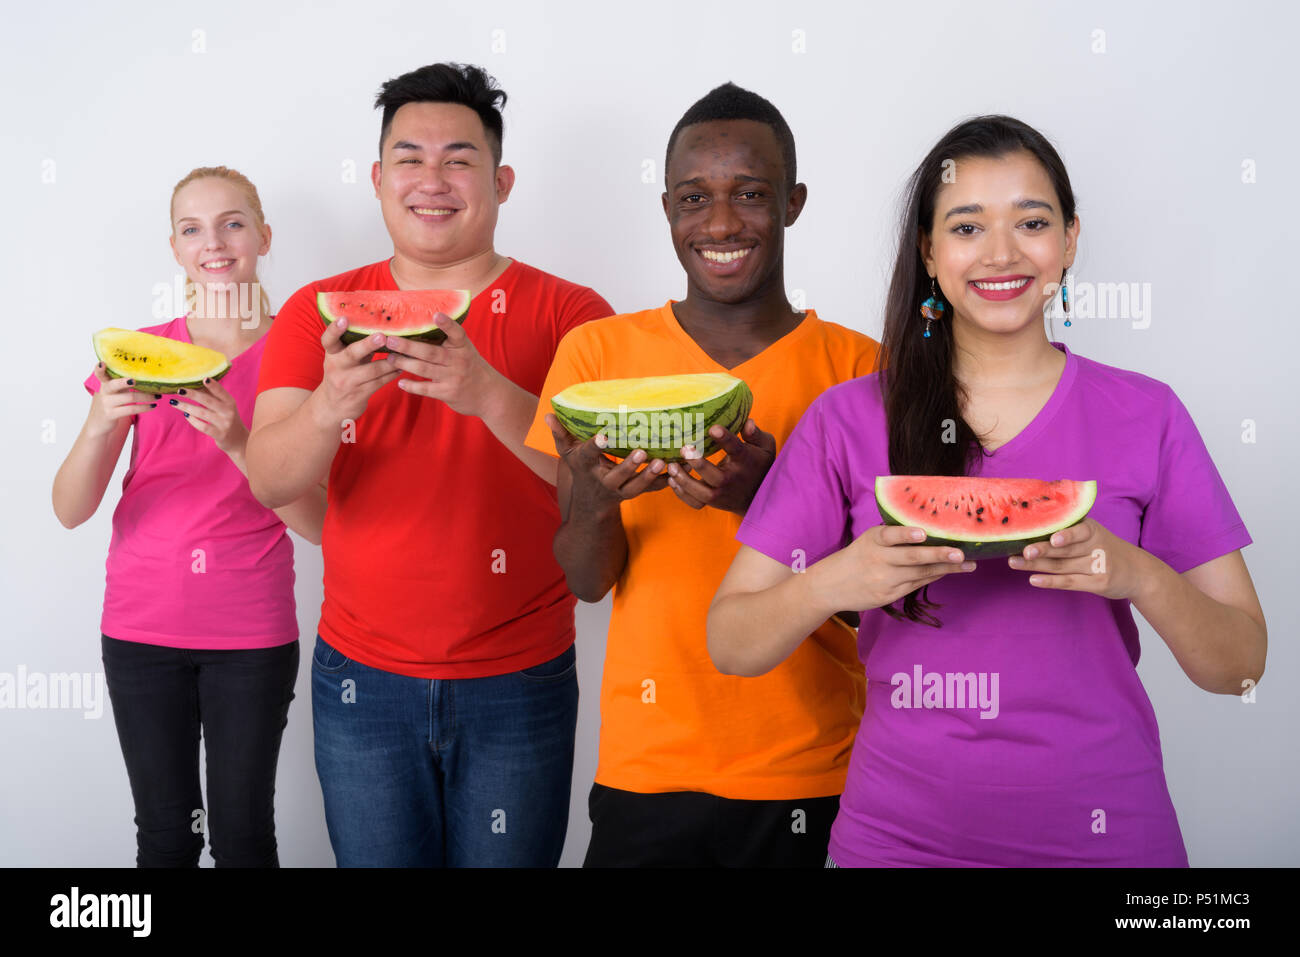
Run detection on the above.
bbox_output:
[666,466,715,503]
[545,413,583,458]
[320,318,349,355]
[699,425,745,459]
[667,475,709,509]
[342,332,391,365]
[741,418,778,454]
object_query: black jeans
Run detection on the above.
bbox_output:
[100,635,299,867]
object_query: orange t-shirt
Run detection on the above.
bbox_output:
[524,302,880,800]
[258,258,613,678]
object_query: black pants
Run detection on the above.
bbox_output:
[100,635,299,867]
[582,782,839,867]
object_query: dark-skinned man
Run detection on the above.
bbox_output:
[524,83,880,867]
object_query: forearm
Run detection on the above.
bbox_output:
[224,439,327,543]
[271,485,327,545]
[246,391,339,509]
[553,501,628,602]
[477,372,558,485]
[708,561,835,677]
[52,419,130,528]
[1132,554,1267,695]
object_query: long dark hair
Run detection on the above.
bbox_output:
[875,115,1077,627]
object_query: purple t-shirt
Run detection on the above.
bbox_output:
[737,342,1251,866]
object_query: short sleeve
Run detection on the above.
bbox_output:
[554,286,614,347]
[1138,389,1252,573]
[853,338,882,378]
[523,325,602,459]
[257,283,328,394]
[737,396,853,569]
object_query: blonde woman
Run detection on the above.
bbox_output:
[53,167,325,867]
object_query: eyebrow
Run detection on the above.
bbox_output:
[175,210,247,223]
[944,198,1056,220]
[672,173,773,191]
[391,140,479,153]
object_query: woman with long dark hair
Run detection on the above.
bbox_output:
[706,116,1266,866]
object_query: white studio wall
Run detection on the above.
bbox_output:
[2,0,1295,867]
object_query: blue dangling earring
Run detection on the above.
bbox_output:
[1061,269,1071,327]
[921,277,945,339]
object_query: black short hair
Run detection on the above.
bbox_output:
[665,82,797,192]
[374,63,507,164]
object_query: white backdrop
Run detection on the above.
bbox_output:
[2,0,1295,866]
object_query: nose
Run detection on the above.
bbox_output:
[704,199,744,242]
[980,227,1018,269]
[419,162,451,194]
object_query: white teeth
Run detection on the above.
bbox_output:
[203,260,233,269]
[412,207,453,216]
[973,278,1032,291]
[701,248,752,263]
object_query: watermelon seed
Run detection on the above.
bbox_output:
[1021,501,1029,507]
[976,516,983,523]
[976,507,984,514]
[1001,516,1009,524]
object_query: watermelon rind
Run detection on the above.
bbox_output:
[317,290,471,345]
[875,476,1098,560]
[93,327,230,394]
[551,373,753,462]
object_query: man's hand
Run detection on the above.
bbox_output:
[664,418,777,515]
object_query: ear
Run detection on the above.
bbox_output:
[371,160,382,198]
[917,231,936,278]
[494,164,516,204]
[784,182,808,227]
[169,233,180,265]
[1063,214,1080,270]
[661,191,670,221]
[258,223,272,256]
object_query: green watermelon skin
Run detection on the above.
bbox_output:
[317,290,471,345]
[552,380,753,462]
[875,476,1097,560]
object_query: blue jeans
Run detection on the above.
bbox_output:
[311,634,578,867]
[100,635,299,867]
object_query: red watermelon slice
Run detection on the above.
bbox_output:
[875,476,1097,560]
[316,289,471,345]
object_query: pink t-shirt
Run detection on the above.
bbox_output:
[737,342,1252,866]
[85,317,297,649]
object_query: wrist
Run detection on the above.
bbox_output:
[471,365,511,423]
[306,388,345,435]
[800,552,843,621]
[1129,547,1171,607]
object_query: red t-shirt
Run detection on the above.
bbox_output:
[256,258,613,677]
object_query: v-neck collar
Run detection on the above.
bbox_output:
[982,341,1077,459]
[658,300,817,373]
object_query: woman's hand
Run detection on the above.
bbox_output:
[87,363,158,437]
[809,524,976,616]
[1008,517,1150,599]
[172,377,248,457]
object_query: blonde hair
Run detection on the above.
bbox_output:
[170,166,273,325]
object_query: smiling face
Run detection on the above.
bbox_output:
[169,177,269,290]
[662,119,805,305]
[371,101,513,266]
[920,150,1078,336]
